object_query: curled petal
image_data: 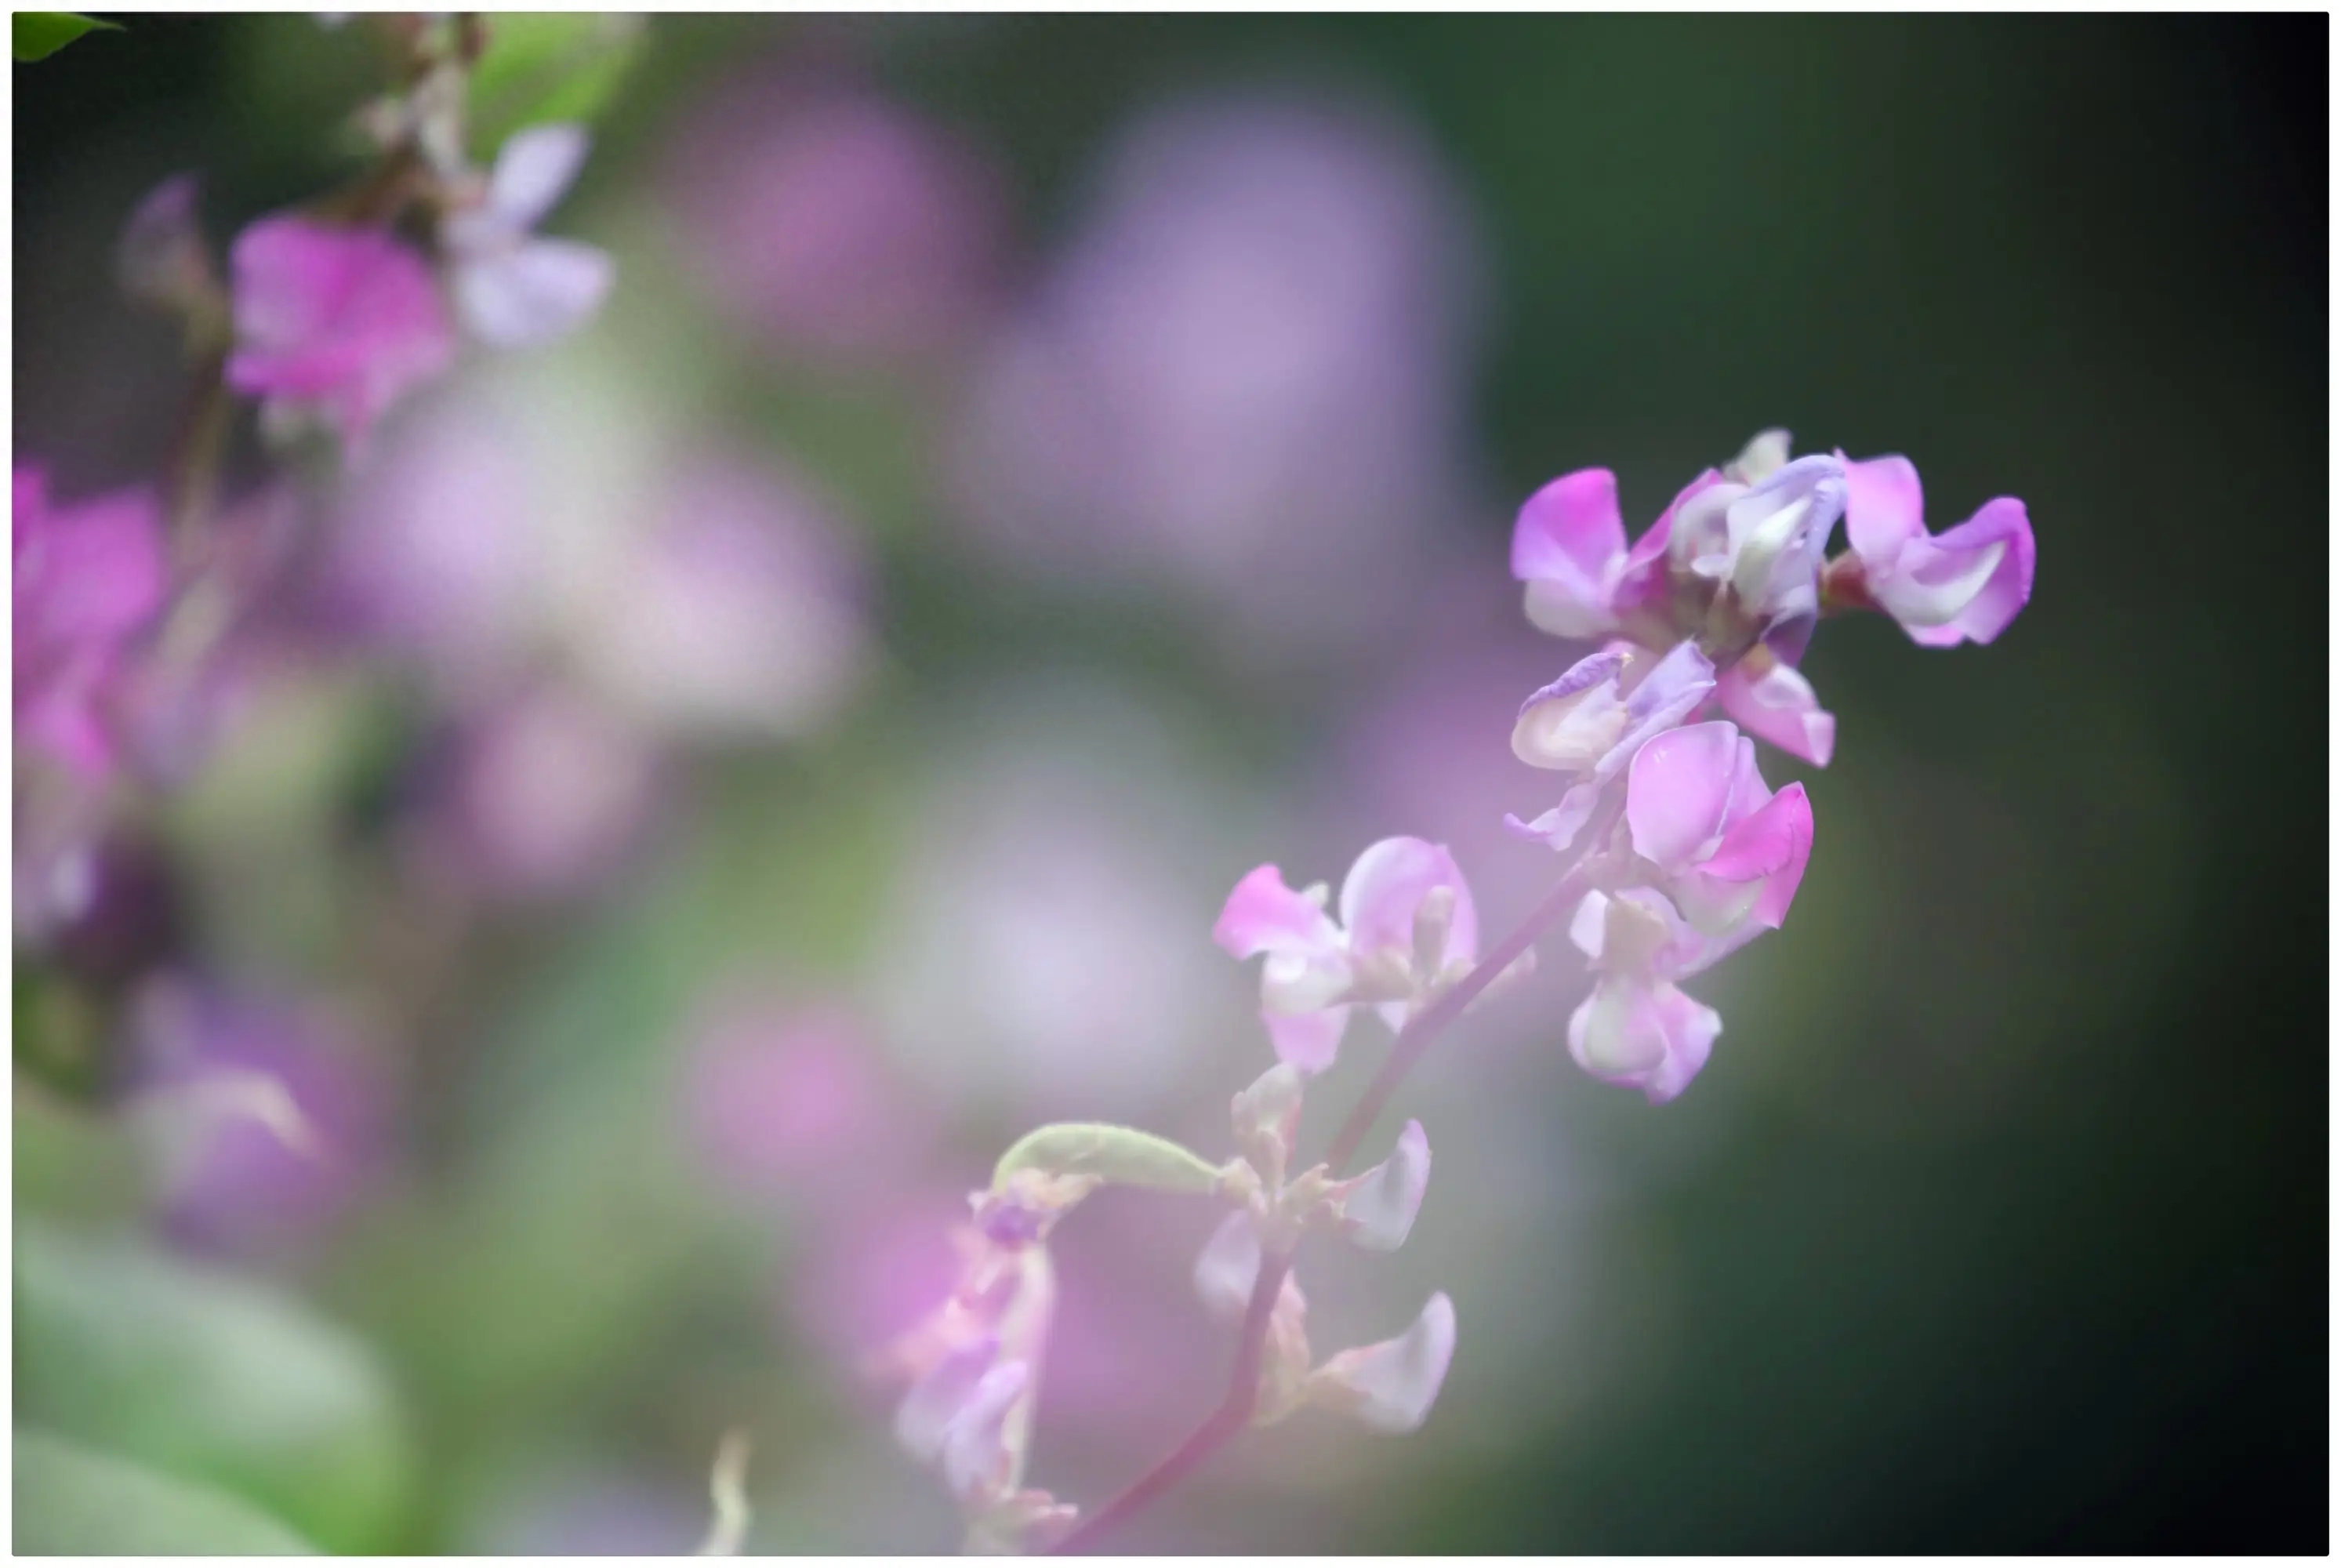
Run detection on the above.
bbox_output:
[1503,784,1599,854]
[1894,498,2034,647]
[894,1333,1000,1466]
[1337,837,1477,971]
[1214,865,1337,960]
[1610,641,1719,761]
[1625,720,1744,871]
[1512,468,1625,637]
[453,238,614,348]
[487,122,591,233]
[1567,977,1720,1103]
[1743,782,1813,928]
[1717,655,1835,768]
[1842,452,1926,562]
[1334,1119,1429,1253]
[941,1359,1032,1508]
[1308,1292,1457,1434]
[1194,1210,1261,1321]
[1511,649,1629,771]
[1695,777,1809,893]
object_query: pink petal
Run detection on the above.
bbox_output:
[1337,837,1475,965]
[1842,452,1925,562]
[1748,782,1812,927]
[1264,1004,1348,1075]
[1717,658,1835,768]
[1312,1292,1457,1434]
[1335,1119,1429,1253]
[1512,468,1624,637]
[1625,720,1742,870]
[1899,496,2034,647]
[1213,865,1334,959]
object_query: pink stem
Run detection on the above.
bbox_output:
[1051,789,1624,1552]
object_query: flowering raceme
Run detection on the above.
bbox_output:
[865,424,2031,1550]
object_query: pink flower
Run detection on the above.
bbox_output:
[1329,1118,1432,1253]
[1664,452,1847,660]
[442,125,614,348]
[1214,836,1478,1073]
[1563,888,1726,1104]
[13,465,168,781]
[1840,452,2034,646]
[1624,720,1813,936]
[1509,466,1709,639]
[226,216,453,449]
[666,83,1000,363]
[1504,640,1715,851]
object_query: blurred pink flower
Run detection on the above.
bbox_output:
[682,1000,916,1197]
[1624,720,1813,936]
[226,216,453,449]
[413,684,663,904]
[665,82,1001,362]
[947,91,1484,661]
[13,464,168,782]
[130,977,393,1260]
[1504,640,1715,852]
[569,456,873,743]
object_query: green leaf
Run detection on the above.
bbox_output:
[466,13,644,153]
[13,13,120,63]
[993,1123,1226,1196]
[14,1430,316,1554]
[14,1222,413,1552]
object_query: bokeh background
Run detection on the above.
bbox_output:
[13,12,2325,1555]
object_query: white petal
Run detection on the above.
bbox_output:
[1193,1209,1261,1321]
[455,238,614,347]
[1308,1292,1457,1434]
[490,122,591,231]
[1334,1120,1430,1253]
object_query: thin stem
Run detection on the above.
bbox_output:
[1324,789,1622,1173]
[1051,787,1626,1552]
[1052,1251,1292,1555]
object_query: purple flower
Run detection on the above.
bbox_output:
[665,82,1000,362]
[1562,888,1726,1104]
[1665,452,1847,660]
[1840,452,2035,645]
[13,465,168,782]
[413,685,662,904]
[129,978,391,1259]
[1509,466,1708,639]
[681,1000,911,1196]
[1624,720,1813,935]
[1504,640,1716,851]
[567,456,872,743]
[226,216,453,449]
[443,125,615,347]
[946,92,1483,661]
[1214,836,1479,1073]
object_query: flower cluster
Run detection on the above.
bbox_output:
[880,427,2031,1548]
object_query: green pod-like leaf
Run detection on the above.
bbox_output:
[992,1123,1223,1196]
